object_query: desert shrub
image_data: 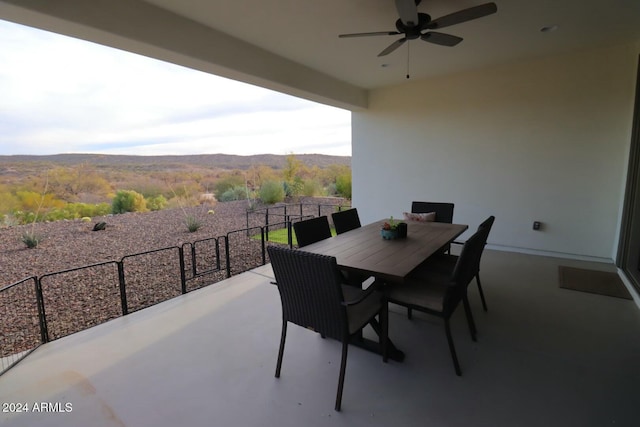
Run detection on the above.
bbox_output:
[36,203,98,222]
[302,179,323,197]
[219,186,248,202]
[13,211,37,224]
[146,195,168,211]
[112,190,147,214]
[335,172,352,199]
[67,202,111,218]
[1,214,19,228]
[259,181,285,204]
[0,191,19,215]
[22,231,41,248]
[41,209,67,222]
[218,189,234,202]
[283,177,304,198]
[185,216,202,232]
[90,203,112,217]
[14,191,65,222]
[214,174,245,200]
[60,203,87,219]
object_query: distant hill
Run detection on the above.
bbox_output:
[0,153,351,171]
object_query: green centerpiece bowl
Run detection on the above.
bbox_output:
[380,229,398,240]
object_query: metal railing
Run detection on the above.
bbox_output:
[0,201,349,376]
[246,201,351,240]
[0,277,41,375]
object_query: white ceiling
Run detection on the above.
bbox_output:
[141,0,640,89]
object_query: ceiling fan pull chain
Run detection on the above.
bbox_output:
[406,41,410,79]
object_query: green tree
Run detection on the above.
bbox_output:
[282,154,302,183]
[247,164,280,191]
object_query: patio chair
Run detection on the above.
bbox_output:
[411,201,455,224]
[267,245,388,411]
[293,215,332,247]
[418,216,495,311]
[405,201,455,319]
[411,201,455,252]
[386,225,489,376]
[330,208,372,287]
[331,208,361,235]
[293,214,369,288]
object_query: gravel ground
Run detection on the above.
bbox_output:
[0,197,347,357]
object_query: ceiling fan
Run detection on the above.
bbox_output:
[339,0,498,57]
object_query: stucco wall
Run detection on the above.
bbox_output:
[353,43,638,260]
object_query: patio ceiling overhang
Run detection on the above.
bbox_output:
[0,0,368,110]
[2,1,640,113]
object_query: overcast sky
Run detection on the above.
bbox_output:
[0,20,352,157]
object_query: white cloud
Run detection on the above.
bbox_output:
[0,20,352,156]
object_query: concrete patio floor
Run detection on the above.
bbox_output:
[1,249,640,427]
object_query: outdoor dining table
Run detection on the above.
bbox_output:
[303,219,468,283]
[302,218,469,361]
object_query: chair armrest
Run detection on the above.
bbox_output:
[341,285,382,307]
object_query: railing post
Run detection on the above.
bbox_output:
[215,238,221,271]
[261,227,266,265]
[34,277,49,343]
[117,261,128,316]
[178,246,187,294]
[224,235,231,278]
[265,208,269,241]
[287,218,293,248]
[190,243,197,278]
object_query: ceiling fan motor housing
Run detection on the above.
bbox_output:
[395,13,431,40]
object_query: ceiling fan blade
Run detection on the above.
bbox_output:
[427,2,497,30]
[421,32,463,47]
[339,31,400,38]
[395,0,419,27]
[378,38,407,57]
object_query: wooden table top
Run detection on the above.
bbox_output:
[303,219,468,282]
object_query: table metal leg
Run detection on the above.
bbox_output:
[349,318,405,362]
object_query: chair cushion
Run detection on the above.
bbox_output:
[386,276,450,313]
[342,285,384,335]
[403,211,436,222]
